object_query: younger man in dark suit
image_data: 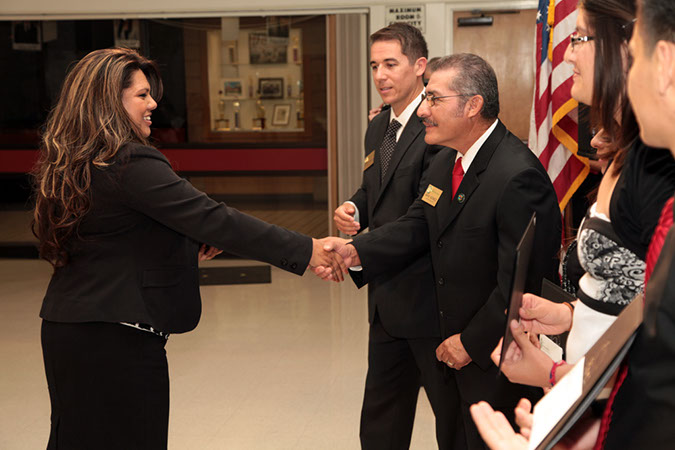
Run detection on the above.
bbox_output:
[333,23,453,450]
[321,54,561,448]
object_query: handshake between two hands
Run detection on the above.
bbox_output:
[198,238,359,281]
[307,198,369,282]
[308,201,364,281]
[308,237,361,282]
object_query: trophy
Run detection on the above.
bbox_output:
[253,94,266,130]
[215,90,230,131]
[233,100,241,130]
[292,36,300,64]
[296,94,304,129]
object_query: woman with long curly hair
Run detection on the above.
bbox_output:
[33,47,342,449]
[33,49,164,268]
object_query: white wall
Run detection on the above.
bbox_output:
[367,3,451,108]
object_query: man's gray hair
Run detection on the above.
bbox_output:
[433,53,499,120]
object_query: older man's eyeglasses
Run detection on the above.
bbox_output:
[424,93,471,107]
[569,32,595,49]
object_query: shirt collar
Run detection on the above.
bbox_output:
[389,88,425,132]
[456,119,499,173]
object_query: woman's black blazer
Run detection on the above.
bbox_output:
[40,143,312,333]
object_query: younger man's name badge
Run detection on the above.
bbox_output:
[363,151,375,170]
[422,184,443,207]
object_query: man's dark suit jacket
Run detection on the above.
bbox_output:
[349,105,441,338]
[40,143,312,334]
[604,203,675,449]
[352,121,562,405]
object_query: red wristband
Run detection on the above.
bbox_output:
[549,360,566,387]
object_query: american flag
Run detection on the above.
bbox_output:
[529,0,589,212]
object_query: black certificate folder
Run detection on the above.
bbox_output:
[498,212,536,375]
[534,294,643,450]
[540,278,575,305]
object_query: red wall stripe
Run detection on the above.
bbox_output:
[0,148,328,173]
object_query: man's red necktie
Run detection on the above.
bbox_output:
[452,157,464,199]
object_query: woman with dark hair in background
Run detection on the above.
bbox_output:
[470,0,675,447]
[493,0,674,390]
[33,47,343,449]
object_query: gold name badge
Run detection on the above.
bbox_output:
[363,151,375,171]
[422,184,443,207]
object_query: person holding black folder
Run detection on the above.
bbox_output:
[491,0,675,390]
[470,0,675,448]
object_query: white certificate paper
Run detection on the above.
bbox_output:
[539,335,564,363]
[528,357,585,450]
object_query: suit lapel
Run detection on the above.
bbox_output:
[366,113,389,190]
[436,121,507,235]
[374,101,425,209]
[379,114,424,192]
[429,149,457,233]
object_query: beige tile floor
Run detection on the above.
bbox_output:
[0,257,437,449]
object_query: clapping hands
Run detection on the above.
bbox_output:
[470,398,533,450]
